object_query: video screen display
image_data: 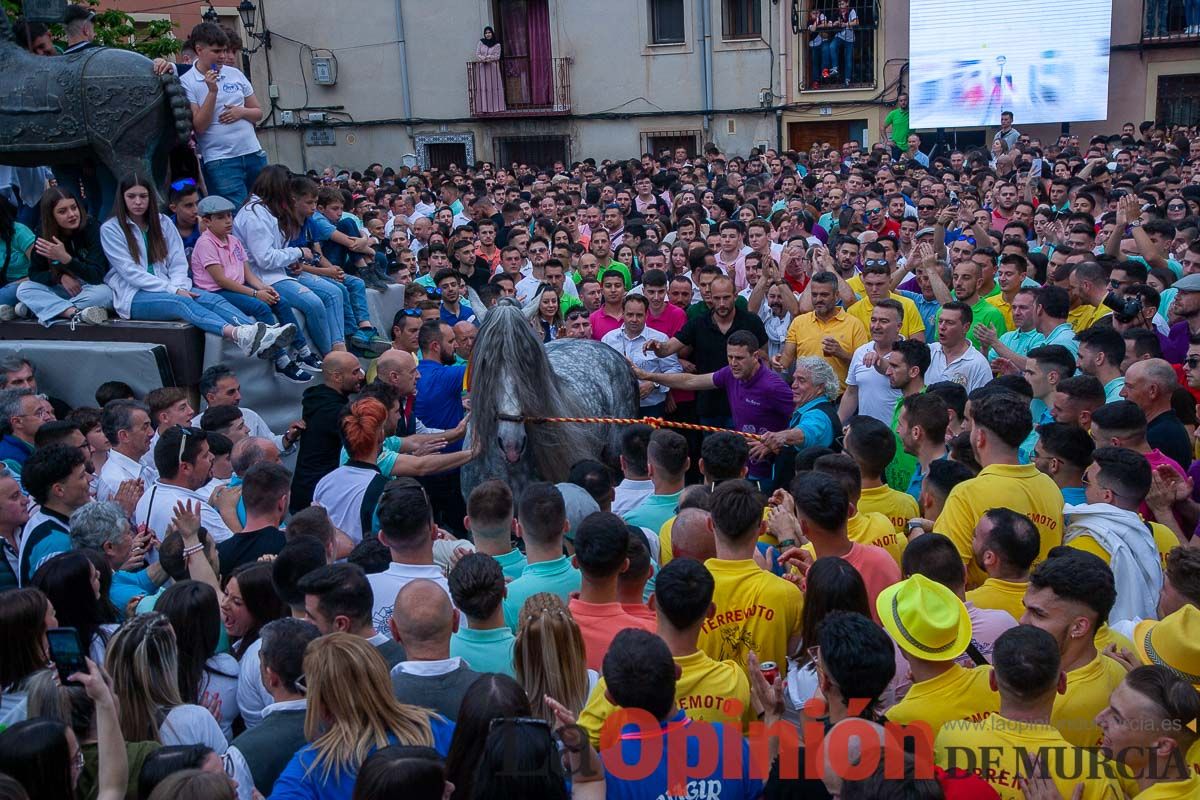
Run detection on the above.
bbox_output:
[909,0,1112,128]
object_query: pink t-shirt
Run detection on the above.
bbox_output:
[958,602,1019,669]
[568,598,656,671]
[589,308,624,341]
[190,229,247,291]
[1141,449,1185,523]
[843,542,902,622]
[646,302,687,338]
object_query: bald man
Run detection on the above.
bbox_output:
[1122,358,1192,469]
[388,578,480,721]
[291,352,366,511]
[453,321,477,361]
[371,349,465,450]
[669,508,717,562]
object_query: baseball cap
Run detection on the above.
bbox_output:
[1173,274,1200,293]
[196,195,236,216]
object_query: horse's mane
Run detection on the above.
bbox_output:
[470,300,591,482]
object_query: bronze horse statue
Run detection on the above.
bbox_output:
[0,6,192,191]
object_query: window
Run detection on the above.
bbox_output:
[650,0,686,44]
[799,1,879,91]
[723,0,761,39]
[642,130,702,159]
[1157,74,1200,127]
[495,135,570,169]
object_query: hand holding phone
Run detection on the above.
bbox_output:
[47,627,86,686]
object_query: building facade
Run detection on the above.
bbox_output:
[105,1,1200,168]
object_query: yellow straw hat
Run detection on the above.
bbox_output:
[877,574,973,662]
[1133,605,1200,690]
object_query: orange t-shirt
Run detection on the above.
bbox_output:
[568,598,656,671]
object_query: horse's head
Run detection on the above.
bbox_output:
[496,368,526,464]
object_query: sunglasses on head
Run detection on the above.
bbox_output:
[862,258,889,268]
[170,178,197,192]
[956,235,976,245]
[173,425,202,465]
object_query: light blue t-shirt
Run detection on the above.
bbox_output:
[502,555,581,630]
[788,397,834,451]
[622,491,683,535]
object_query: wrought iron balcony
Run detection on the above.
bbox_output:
[467,56,572,118]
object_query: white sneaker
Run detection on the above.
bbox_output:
[13,303,29,318]
[233,323,266,357]
[74,306,108,325]
[258,323,297,353]
[0,305,14,322]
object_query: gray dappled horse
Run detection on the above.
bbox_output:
[462,300,638,502]
[0,7,192,191]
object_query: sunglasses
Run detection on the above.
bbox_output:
[955,235,977,245]
[918,204,936,211]
[1186,356,1200,369]
[863,258,889,268]
[170,178,197,192]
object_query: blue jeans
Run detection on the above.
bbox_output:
[1147,0,1169,34]
[319,274,371,334]
[1188,0,1200,28]
[214,289,307,350]
[828,37,852,82]
[810,41,830,75]
[201,150,268,209]
[0,283,19,306]
[128,289,252,336]
[16,282,114,325]
[279,274,344,352]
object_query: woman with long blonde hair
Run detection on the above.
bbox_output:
[270,633,454,800]
[513,593,592,725]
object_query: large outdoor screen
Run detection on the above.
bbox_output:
[909,0,1112,128]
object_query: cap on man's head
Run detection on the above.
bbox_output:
[64,4,96,25]
[197,195,236,216]
[1173,274,1200,293]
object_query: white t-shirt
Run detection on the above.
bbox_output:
[846,342,901,424]
[367,562,452,635]
[201,653,241,740]
[925,342,993,393]
[181,64,262,162]
[313,462,383,544]
[235,637,273,730]
[134,480,235,544]
[159,703,228,751]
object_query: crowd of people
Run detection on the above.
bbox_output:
[2,11,1200,800]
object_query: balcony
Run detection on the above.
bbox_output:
[467,56,572,118]
[1142,0,1200,44]
[797,1,879,92]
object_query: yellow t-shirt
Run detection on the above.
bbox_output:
[886,664,1000,740]
[697,558,804,677]
[935,714,1124,800]
[965,578,1028,623]
[576,649,753,747]
[783,309,869,386]
[986,293,1016,330]
[1069,303,1110,332]
[847,510,906,566]
[847,273,866,299]
[935,463,1064,588]
[1052,652,1129,748]
[1187,737,1200,779]
[1095,624,1136,656]
[658,516,675,567]
[847,293,927,341]
[858,484,921,538]
[1066,521,1178,573]
[1132,775,1200,799]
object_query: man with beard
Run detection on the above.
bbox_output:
[776,271,868,389]
[414,320,470,533]
[291,352,365,512]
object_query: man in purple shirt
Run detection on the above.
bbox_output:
[631,330,792,483]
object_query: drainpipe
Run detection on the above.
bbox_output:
[697,0,713,134]
[394,0,415,142]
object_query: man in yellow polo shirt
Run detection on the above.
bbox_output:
[697,480,803,676]
[936,625,1123,800]
[775,271,868,387]
[578,557,751,747]
[1020,548,1127,748]
[1097,666,1200,799]
[844,415,920,545]
[984,252,1031,330]
[880,574,1000,739]
[934,389,1063,588]
[966,508,1040,622]
[847,262,926,341]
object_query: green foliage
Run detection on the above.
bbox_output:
[3,0,181,58]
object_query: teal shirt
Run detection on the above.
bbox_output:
[110,569,157,619]
[340,436,403,477]
[989,327,1044,362]
[502,555,581,630]
[622,491,683,534]
[1104,377,1125,403]
[450,626,516,676]
[1041,323,1080,357]
[493,548,528,581]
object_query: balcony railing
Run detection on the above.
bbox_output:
[1142,0,1200,42]
[797,1,879,92]
[467,56,572,118]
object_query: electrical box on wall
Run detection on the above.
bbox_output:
[311,55,336,85]
[279,110,295,124]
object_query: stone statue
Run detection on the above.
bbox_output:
[0,5,192,193]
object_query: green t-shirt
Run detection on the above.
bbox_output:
[0,223,36,283]
[935,295,1008,350]
[884,108,910,149]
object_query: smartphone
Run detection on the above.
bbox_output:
[47,627,86,685]
[1031,159,1043,178]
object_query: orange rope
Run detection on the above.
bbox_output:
[518,415,761,441]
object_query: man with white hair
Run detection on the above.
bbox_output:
[750,356,842,487]
[69,501,168,615]
[1121,358,1192,470]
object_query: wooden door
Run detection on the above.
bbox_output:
[788,120,851,152]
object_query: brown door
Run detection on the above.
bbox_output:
[788,120,851,152]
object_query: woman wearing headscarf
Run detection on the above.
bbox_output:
[473,27,506,114]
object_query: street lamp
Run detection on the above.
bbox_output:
[237,0,271,52]
[201,4,218,23]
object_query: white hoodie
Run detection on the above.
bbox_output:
[1063,502,1163,625]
